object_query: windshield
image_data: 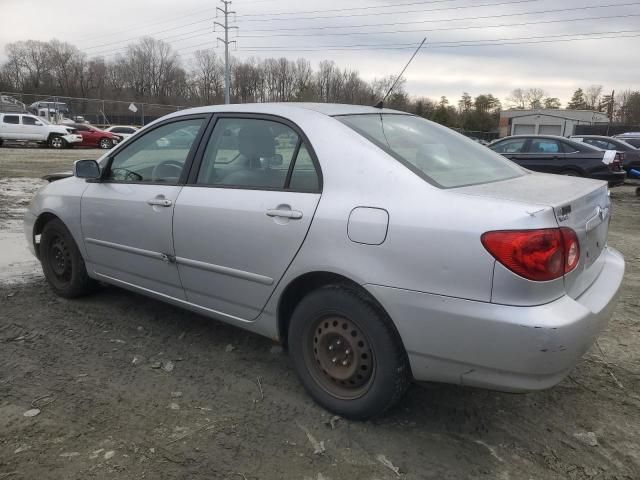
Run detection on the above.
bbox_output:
[337,113,524,188]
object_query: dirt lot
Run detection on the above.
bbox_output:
[1,147,639,480]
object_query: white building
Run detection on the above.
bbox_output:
[499,109,609,137]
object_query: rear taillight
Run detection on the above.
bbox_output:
[611,152,624,171]
[481,228,580,281]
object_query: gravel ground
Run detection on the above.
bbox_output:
[1,147,639,480]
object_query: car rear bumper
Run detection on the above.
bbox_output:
[365,246,625,391]
[591,170,626,186]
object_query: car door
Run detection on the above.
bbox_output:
[80,115,209,299]
[21,115,48,140]
[518,138,566,174]
[173,115,322,321]
[490,137,528,163]
[1,114,23,139]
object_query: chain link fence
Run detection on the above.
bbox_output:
[0,91,185,127]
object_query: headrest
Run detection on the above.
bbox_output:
[238,124,275,159]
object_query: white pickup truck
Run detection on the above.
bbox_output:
[0,113,82,149]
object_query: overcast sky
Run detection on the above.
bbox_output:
[1,0,639,104]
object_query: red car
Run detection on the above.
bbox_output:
[72,124,120,149]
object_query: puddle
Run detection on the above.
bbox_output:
[0,221,41,284]
[0,178,45,284]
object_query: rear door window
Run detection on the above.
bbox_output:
[21,116,39,125]
[3,115,19,124]
[196,117,320,191]
[529,139,562,154]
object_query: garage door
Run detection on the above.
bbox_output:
[513,124,535,135]
[538,124,563,135]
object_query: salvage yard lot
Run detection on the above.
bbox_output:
[1,147,639,479]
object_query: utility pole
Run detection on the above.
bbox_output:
[215,0,237,104]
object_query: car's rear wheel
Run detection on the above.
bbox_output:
[99,138,113,149]
[288,285,410,420]
[40,219,97,298]
[49,135,66,149]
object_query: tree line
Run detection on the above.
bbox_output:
[1,37,639,130]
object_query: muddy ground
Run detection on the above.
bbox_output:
[0,147,639,480]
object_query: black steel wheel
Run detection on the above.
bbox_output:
[40,218,97,298]
[289,284,411,419]
[306,314,375,400]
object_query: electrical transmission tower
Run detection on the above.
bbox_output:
[215,0,237,104]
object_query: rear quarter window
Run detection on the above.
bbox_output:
[338,114,523,188]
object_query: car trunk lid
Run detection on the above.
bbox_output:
[457,171,611,299]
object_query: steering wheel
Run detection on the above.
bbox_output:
[110,167,143,182]
[151,160,183,182]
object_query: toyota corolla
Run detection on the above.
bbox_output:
[24,103,625,419]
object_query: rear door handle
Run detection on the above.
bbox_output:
[147,198,172,207]
[266,209,303,219]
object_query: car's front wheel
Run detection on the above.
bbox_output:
[40,219,97,298]
[288,285,411,420]
[99,138,113,149]
[48,135,66,149]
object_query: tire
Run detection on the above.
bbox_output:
[48,135,66,149]
[40,219,97,298]
[288,285,411,420]
[99,138,113,149]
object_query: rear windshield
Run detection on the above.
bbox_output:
[337,113,523,188]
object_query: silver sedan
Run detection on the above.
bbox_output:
[24,103,625,419]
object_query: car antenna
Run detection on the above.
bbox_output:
[374,37,427,109]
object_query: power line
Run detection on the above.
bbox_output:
[230,32,640,52]
[75,7,219,42]
[83,24,213,50]
[236,1,640,33]
[169,29,640,58]
[230,29,640,51]
[233,0,522,18]
[93,30,219,58]
[234,0,542,23]
[236,13,640,39]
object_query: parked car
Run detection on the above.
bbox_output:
[613,133,640,149]
[72,123,120,149]
[570,135,640,172]
[0,113,82,148]
[24,104,624,419]
[103,125,139,141]
[28,100,70,115]
[489,135,626,186]
[0,94,27,113]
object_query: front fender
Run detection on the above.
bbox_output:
[25,176,90,258]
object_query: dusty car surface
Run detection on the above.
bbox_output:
[24,103,625,419]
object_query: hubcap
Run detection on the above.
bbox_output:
[49,236,71,281]
[307,316,374,399]
[52,138,62,148]
[101,139,110,148]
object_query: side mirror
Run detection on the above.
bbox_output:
[74,159,101,180]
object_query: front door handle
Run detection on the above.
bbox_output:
[266,209,303,220]
[147,197,172,207]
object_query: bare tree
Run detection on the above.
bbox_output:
[506,88,526,109]
[524,88,546,109]
[584,84,603,110]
